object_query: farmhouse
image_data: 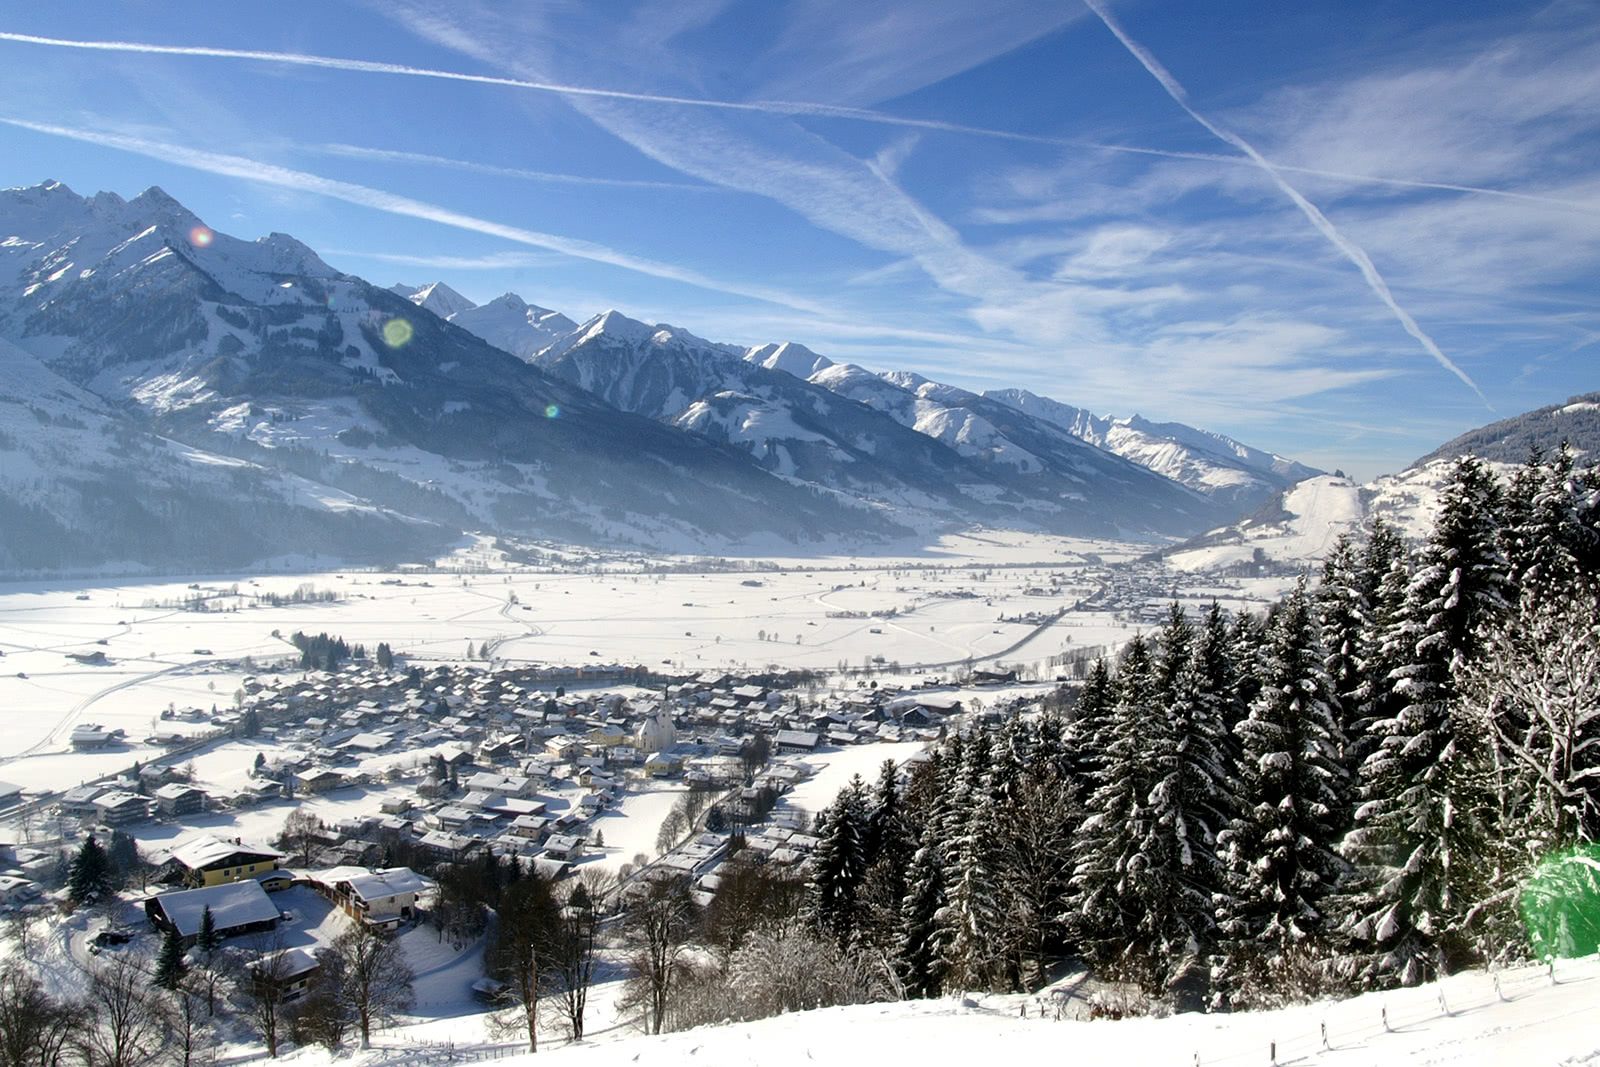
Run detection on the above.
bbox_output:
[772,729,820,754]
[145,880,281,946]
[69,724,119,750]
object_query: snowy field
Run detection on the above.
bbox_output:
[0,529,1285,775]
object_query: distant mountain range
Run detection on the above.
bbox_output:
[1413,392,1600,467]
[0,179,1325,573]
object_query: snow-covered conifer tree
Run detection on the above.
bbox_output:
[1214,580,1348,1002]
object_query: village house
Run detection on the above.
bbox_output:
[145,879,281,946]
[154,783,205,818]
[249,947,320,1002]
[92,790,150,826]
[163,834,284,888]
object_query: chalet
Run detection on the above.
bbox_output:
[154,783,205,817]
[418,830,480,861]
[545,736,582,761]
[93,790,150,826]
[506,815,550,842]
[461,772,532,797]
[165,834,284,888]
[249,948,320,1002]
[145,880,280,946]
[340,731,397,753]
[310,865,431,926]
[541,834,583,861]
[293,768,345,795]
[250,869,296,892]
[642,751,682,777]
[340,867,430,926]
[772,729,820,754]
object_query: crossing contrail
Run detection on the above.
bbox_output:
[1082,0,1491,408]
[0,29,1589,221]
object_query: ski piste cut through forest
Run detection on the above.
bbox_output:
[793,445,1600,1013]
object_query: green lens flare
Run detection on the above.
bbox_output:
[1521,844,1600,959]
[382,318,414,347]
[545,404,560,418]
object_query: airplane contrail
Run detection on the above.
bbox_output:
[0,29,1589,219]
[0,117,828,315]
[1082,0,1492,408]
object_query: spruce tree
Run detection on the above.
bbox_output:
[1338,456,1511,987]
[1141,604,1236,1000]
[940,757,1010,990]
[154,924,188,990]
[197,904,220,954]
[804,777,869,945]
[1070,635,1159,984]
[67,834,113,905]
[1214,581,1348,1003]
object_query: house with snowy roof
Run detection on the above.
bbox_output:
[145,880,280,946]
[163,834,284,888]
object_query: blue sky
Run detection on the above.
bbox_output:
[1,0,1596,480]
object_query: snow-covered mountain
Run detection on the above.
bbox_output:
[0,180,903,571]
[985,388,1321,512]
[1413,391,1600,467]
[390,280,476,320]
[530,309,1230,538]
[1159,460,1473,574]
[424,287,1314,524]
[394,283,578,360]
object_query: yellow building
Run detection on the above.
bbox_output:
[165,833,285,888]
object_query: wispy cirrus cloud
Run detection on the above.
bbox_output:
[5,27,1587,215]
[0,116,828,313]
[1082,0,1489,409]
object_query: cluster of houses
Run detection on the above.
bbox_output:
[144,832,433,943]
[204,663,957,866]
[42,662,962,909]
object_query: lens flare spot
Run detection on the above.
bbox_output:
[382,318,414,348]
[545,404,560,419]
[188,225,214,248]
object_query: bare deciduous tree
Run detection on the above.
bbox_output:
[238,930,293,1058]
[160,981,216,1067]
[0,960,81,1067]
[80,953,164,1067]
[487,874,559,1052]
[548,873,610,1041]
[276,810,323,868]
[318,922,415,1049]
[620,878,696,1035]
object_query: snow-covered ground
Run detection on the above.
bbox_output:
[0,532,1259,773]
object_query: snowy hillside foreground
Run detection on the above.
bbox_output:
[280,954,1600,1067]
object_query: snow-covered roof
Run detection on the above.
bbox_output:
[166,833,283,870]
[341,867,431,903]
[149,880,280,937]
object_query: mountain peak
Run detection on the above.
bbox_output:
[745,341,834,380]
[395,280,476,319]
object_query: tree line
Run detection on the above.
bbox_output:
[795,448,1600,1011]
